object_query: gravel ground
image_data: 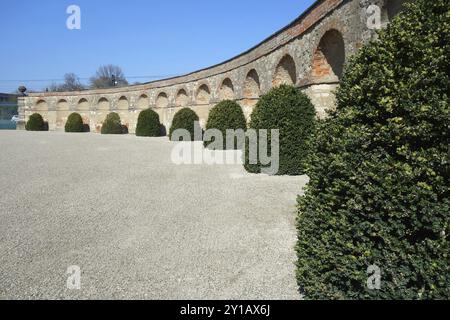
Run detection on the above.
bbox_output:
[0,131,307,300]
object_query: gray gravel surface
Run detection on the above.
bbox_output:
[0,131,307,300]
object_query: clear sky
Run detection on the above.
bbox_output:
[0,0,316,93]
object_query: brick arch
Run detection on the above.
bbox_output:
[76,98,90,125]
[77,98,89,111]
[35,99,48,111]
[117,96,129,110]
[196,84,211,105]
[175,88,189,107]
[156,92,169,108]
[312,29,345,82]
[56,99,69,111]
[97,97,110,111]
[273,54,297,87]
[219,78,234,101]
[137,94,149,110]
[243,69,261,107]
[56,99,70,129]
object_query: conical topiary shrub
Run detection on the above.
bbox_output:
[65,112,85,133]
[296,0,449,299]
[169,108,200,141]
[244,85,316,175]
[26,113,46,131]
[101,112,123,135]
[204,100,247,149]
[136,109,161,137]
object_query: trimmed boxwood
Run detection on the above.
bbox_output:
[169,108,200,141]
[244,85,316,175]
[136,109,161,137]
[65,112,84,133]
[26,113,47,131]
[204,100,247,149]
[101,112,123,135]
[296,0,449,299]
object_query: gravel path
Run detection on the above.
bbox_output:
[0,131,307,300]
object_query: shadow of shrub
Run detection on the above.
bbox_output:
[159,124,167,137]
[83,124,90,132]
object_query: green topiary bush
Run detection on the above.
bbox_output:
[136,109,161,137]
[169,108,200,141]
[65,112,84,133]
[101,112,123,135]
[26,113,47,131]
[205,100,247,149]
[296,0,449,299]
[244,85,316,175]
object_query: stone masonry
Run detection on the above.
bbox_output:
[17,0,410,133]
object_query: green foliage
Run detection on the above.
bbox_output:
[205,100,247,149]
[136,109,161,137]
[101,112,123,135]
[65,112,84,133]
[169,108,200,141]
[25,113,47,131]
[244,85,316,175]
[296,0,450,299]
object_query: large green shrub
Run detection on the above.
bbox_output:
[101,112,123,135]
[169,108,200,141]
[26,113,47,131]
[205,100,247,149]
[296,0,449,299]
[244,85,316,175]
[136,109,161,137]
[65,112,84,133]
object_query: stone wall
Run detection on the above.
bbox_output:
[18,0,410,133]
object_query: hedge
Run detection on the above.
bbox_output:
[65,112,84,133]
[136,109,161,137]
[101,112,123,135]
[296,0,449,299]
[26,113,47,131]
[169,108,200,141]
[244,85,316,175]
[205,100,247,149]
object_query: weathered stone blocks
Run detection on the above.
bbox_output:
[19,0,409,132]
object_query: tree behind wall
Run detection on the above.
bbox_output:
[48,73,85,92]
[90,65,129,89]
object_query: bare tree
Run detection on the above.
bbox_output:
[47,83,60,92]
[61,73,85,91]
[48,73,85,92]
[89,65,129,89]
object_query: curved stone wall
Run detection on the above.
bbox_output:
[18,0,408,133]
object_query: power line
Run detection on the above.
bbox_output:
[0,75,179,83]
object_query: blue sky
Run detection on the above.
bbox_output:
[0,0,315,93]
